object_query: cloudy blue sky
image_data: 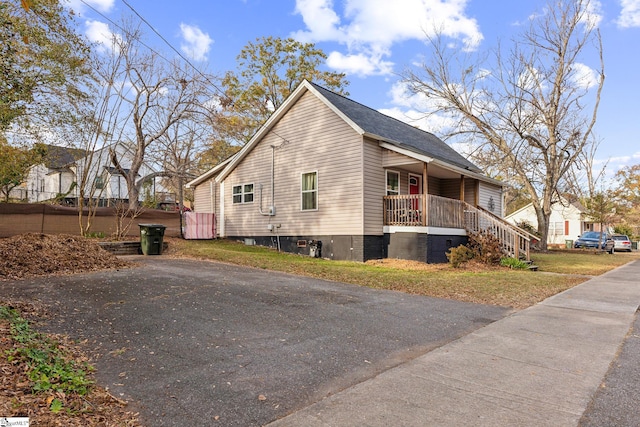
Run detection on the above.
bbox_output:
[68,0,640,179]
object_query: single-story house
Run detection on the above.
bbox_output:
[505,197,604,247]
[187,80,530,263]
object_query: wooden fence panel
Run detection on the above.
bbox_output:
[0,203,180,238]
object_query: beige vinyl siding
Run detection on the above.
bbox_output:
[382,150,416,168]
[478,181,503,216]
[223,91,364,237]
[363,138,384,235]
[440,179,460,199]
[464,178,477,205]
[427,176,442,195]
[193,178,219,214]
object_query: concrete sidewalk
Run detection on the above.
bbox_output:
[268,260,640,427]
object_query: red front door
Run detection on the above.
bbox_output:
[409,176,420,195]
[409,175,421,212]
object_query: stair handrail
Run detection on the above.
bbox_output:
[475,205,537,242]
[462,202,531,261]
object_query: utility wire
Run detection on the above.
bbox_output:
[78,0,225,97]
[120,0,225,96]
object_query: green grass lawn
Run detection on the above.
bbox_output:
[531,249,639,276]
[166,238,639,309]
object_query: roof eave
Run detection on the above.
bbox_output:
[186,156,236,188]
[378,140,502,186]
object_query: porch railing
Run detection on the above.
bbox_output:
[383,194,424,226]
[383,194,531,260]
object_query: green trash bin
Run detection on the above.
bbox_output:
[565,239,573,249]
[139,224,166,255]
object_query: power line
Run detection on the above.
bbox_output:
[120,0,224,96]
[78,0,225,97]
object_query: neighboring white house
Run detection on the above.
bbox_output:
[20,143,169,206]
[504,197,602,246]
[16,145,85,203]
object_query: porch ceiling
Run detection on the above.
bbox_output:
[382,158,461,179]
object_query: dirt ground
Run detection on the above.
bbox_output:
[0,234,139,426]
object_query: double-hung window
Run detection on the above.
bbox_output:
[386,171,399,196]
[94,176,104,190]
[301,171,318,211]
[232,183,254,204]
[551,221,564,236]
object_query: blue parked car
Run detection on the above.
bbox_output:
[574,231,615,253]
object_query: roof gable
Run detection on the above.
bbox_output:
[505,196,586,221]
[42,145,85,169]
[214,80,483,183]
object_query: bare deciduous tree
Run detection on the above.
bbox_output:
[105,22,217,210]
[401,0,604,250]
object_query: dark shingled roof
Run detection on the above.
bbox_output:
[309,82,481,172]
[43,145,86,169]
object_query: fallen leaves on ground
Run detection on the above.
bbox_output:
[0,299,140,426]
[0,234,139,425]
[0,233,129,280]
[365,258,504,272]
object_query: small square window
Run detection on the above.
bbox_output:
[233,183,254,204]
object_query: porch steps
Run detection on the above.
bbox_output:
[524,259,538,271]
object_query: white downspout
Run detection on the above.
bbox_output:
[258,145,276,217]
[219,181,225,237]
[209,180,214,213]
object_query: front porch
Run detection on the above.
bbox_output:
[384,194,531,261]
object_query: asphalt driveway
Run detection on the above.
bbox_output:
[1,257,510,426]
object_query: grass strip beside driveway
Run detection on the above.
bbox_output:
[167,239,638,309]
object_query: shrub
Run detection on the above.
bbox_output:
[446,245,474,268]
[467,231,504,265]
[500,257,530,269]
[613,224,635,240]
[447,231,509,268]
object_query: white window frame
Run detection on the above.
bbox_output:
[551,221,564,236]
[386,170,400,196]
[232,182,254,204]
[94,175,104,190]
[301,171,318,211]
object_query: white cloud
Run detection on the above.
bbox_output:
[582,0,603,28]
[326,51,393,76]
[607,155,632,164]
[179,23,213,62]
[618,0,640,27]
[293,0,482,76]
[84,20,117,52]
[570,63,600,90]
[380,106,454,135]
[293,0,344,41]
[380,81,459,134]
[67,0,115,15]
